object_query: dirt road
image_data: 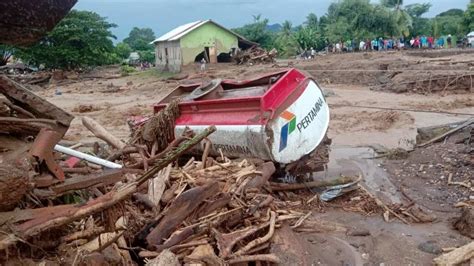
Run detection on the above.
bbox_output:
[36,49,473,265]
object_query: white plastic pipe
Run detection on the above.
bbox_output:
[54,144,123,169]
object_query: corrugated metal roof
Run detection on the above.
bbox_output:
[151,20,204,43]
[151,19,254,44]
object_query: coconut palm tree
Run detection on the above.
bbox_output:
[381,0,403,9]
[382,0,412,37]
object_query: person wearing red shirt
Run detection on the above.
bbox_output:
[428,36,434,49]
[414,37,420,48]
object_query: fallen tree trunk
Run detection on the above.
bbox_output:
[433,241,474,266]
[0,163,29,211]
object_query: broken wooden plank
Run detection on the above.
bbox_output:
[0,76,74,130]
[0,117,57,136]
[244,162,275,191]
[51,169,125,194]
[148,164,172,206]
[146,182,220,248]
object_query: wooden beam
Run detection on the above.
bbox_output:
[0,75,74,130]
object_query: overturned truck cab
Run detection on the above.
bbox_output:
[154,68,330,174]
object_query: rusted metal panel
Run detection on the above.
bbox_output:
[0,0,77,46]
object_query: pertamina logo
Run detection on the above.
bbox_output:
[279,110,296,151]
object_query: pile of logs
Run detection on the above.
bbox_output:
[0,74,471,265]
[234,46,278,65]
[0,79,364,264]
[0,105,360,264]
[0,77,358,264]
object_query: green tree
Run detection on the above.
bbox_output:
[281,21,293,37]
[319,15,329,32]
[380,0,413,37]
[233,15,275,48]
[325,17,351,42]
[294,26,326,51]
[434,15,464,37]
[405,3,432,18]
[324,0,398,41]
[305,13,319,31]
[115,42,132,59]
[17,10,118,69]
[405,3,432,37]
[275,21,299,57]
[437,9,464,17]
[0,45,14,66]
[434,7,466,37]
[464,3,474,31]
[381,0,403,9]
[138,50,155,64]
[411,17,432,36]
[123,27,156,51]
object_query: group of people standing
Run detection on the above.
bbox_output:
[299,34,457,59]
[408,35,453,49]
[330,35,454,53]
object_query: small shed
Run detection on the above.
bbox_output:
[151,20,256,72]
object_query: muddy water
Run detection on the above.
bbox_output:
[306,145,469,265]
[314,145,402,204]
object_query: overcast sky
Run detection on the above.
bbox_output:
[74,0,470,41]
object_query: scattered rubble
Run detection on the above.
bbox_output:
[234,46,277,65]
[0,90,378,264]
[0,73,421,264]
[385,119,473,211]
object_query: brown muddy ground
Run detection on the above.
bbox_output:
[35,50,473,265]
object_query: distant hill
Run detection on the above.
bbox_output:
[266,23,282,32]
